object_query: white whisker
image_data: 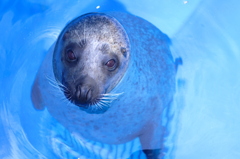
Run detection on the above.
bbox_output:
[100,97,117,100]
[46,74,123,112]
[48,82,62,91]
[45,75,68,91]
[94,102,100,111]
[45,75,74,107]
[102,93,123,97]
[98,100,106,106]
[96,92,124,107]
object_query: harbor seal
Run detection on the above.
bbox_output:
[31,12,176,158]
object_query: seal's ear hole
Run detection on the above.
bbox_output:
[63,31,70,41]
[121,47,127,57]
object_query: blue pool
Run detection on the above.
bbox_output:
[1,0,240,158]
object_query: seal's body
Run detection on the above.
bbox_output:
[32,12,176,158]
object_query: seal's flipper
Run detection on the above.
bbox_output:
[143,149,161,159]
[31,43,56,110]
[139,119,164,159]
[31,78,45,110]
[175,57,183,71]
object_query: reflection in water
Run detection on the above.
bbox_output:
[1,0,240,159]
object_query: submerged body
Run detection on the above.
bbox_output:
[32,12,176,158]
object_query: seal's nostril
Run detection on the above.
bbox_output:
[86,89,92,101]
[76,85,81,99]
[75,85,93,104]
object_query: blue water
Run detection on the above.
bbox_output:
[1,0,240,158]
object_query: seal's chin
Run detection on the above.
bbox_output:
[62,90,108,114]
[73,98,112,114]
[74,99,100,108]
[62,87,123,114]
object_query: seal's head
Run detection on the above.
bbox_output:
[53,13,130,113]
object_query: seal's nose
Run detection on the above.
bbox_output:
[71,75,100,106]
[75,85,92,104]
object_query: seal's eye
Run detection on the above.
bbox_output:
[66,49,77,61]
[105,59,116,70]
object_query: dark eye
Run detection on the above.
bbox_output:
[66,49,76,61]
[105,59,116,70]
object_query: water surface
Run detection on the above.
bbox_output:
[1,0,240,158]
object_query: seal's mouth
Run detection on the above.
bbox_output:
[62,85,123,111]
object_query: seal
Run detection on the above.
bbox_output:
[31,12,176,158]
[52,13,130,114]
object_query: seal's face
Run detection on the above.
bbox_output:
[53,13,130,112]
